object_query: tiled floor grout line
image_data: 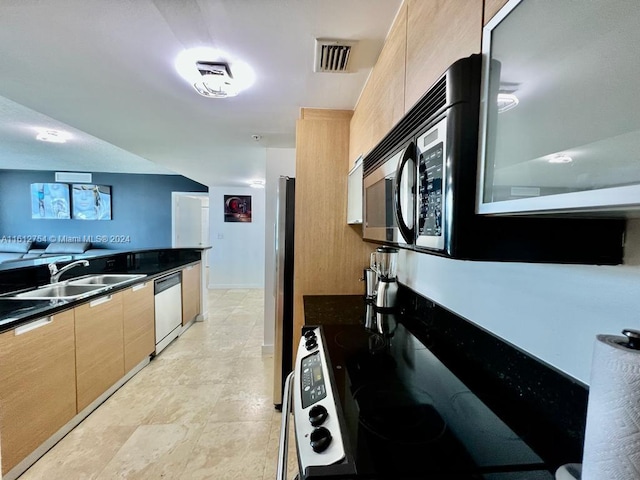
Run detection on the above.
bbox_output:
[17,288,282,480]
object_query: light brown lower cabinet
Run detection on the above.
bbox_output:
[122,281,155,372]
[182,262,201,325]
[0,309,77,475]
[74,292,124,411]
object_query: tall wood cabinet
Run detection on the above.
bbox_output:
[182,262,201,325]
[294,109,376,342]
[0,310,77,474]
[122,281,155,373]
[74,292,124,411]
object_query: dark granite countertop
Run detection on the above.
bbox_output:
[302,288,587,472]
[0,248,203,334]
[303,294,366,326]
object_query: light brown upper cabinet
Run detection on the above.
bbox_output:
[484,0,510,25]
[405,0,483,111]
[0,310,77,475]
[350,3,407,164]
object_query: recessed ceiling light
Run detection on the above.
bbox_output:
[249,180,265,188]
[34,128,72,143]
[175,47,255,98]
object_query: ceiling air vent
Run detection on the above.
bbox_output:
[314,39,357,73]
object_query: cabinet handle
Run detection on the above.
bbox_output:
[132,282,148,291]
[89,295,112,307]
[15,317,52,335]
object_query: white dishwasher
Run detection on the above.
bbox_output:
[154,272,182,354]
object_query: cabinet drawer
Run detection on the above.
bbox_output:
[0,309,76,474]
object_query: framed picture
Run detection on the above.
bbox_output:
[30,183,71,219]
[72,184,112,220]
[224,195,252,222]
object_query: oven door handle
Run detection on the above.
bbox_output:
[277,371,295,480]
[394,141,416,244]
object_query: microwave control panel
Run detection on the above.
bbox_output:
[418,142,444,237]
[416,117,447,252]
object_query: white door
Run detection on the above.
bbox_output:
[173,194,206,247]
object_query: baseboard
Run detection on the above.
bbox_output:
[208,283,263,289]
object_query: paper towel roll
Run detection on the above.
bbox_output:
[582,334,640,480]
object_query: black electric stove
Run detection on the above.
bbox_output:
[289,303,556,480]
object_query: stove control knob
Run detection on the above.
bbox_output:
[304,330,316,340]
[305,337,318,350]
[309,405,328,426]
[310,427,332,453]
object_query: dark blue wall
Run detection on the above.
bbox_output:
[0,170,208,249]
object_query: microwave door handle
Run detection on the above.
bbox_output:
[394,141,416,243]
[276,371,295,480]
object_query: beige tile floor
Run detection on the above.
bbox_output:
[18,288,298,480]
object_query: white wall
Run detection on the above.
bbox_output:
[398,219,640,385]
[263,148,296,353]
[208,186,266,289]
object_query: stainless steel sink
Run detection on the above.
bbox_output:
[3,273,147,300]
[12,284,106,299]
[67,274,146,286]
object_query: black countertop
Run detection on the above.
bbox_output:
[0,248,203,334]
[302,288,587,474]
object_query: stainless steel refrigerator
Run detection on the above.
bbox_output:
[273,176,295,409]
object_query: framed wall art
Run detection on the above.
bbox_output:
[30,183,71,219]
[224,195,251,222]
[72,184,112,220]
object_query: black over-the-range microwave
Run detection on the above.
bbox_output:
[362,54,625,264]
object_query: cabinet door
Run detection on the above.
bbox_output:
[75,292,124,411]
[405,0,483,111]
[0,310,76,474]
[350,3,407,161]
[182,262,201,325]
[484,0,510,25]
[347,159,363,224]
[123,281,155,372]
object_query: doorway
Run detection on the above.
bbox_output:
[172,192,209,247]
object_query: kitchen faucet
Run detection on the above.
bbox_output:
[49,260,90,283]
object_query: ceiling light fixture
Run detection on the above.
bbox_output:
[175,47,255,99]
[249,180,265,189]
[194,61,237,98]
[34,128,72,143]
[497,93,519,113]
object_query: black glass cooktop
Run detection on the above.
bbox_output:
[317,307,555,479]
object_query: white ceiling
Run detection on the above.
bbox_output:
[0,0,402,187]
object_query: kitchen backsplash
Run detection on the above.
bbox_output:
[397,284,588,468]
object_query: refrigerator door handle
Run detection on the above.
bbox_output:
[274,222,278,299]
